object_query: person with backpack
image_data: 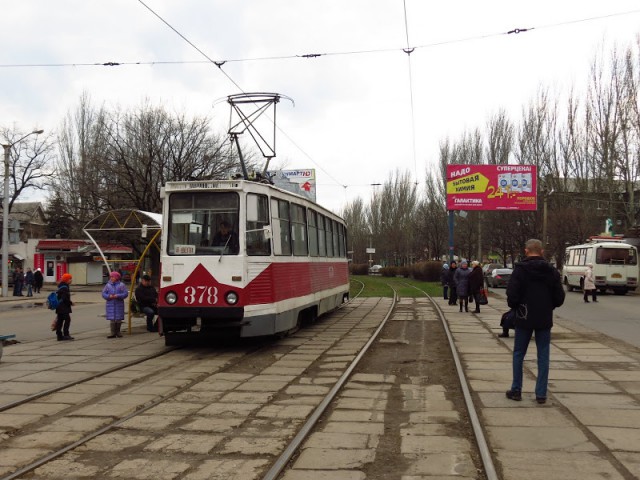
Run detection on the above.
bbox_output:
[54,273,74,341]
[102,271,129,338]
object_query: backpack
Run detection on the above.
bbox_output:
[46,285,68,310]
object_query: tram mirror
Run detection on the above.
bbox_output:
[247,195,259,222]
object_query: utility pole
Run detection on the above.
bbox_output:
[2,130,44,297]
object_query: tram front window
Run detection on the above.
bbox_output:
[168,192,240,255]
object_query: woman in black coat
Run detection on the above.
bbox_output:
[446,261,458,305]
[468,261,484,313]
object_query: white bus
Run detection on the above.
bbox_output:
[562,239,638,295]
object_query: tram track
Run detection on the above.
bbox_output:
[0,297,394,479]
[1,286,498,480]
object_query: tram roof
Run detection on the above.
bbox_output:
[83,209,162,232]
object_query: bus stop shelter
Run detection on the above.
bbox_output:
[83,209,162,333]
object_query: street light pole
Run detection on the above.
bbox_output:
[2,129,44,297]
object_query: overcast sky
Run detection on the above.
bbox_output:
[2,1,640,213]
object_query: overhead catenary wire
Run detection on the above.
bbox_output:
[402,0,418,184]
[1,8,638,70]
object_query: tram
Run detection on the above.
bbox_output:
[157,179,350,345]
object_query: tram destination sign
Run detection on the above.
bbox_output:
[446,164,537,211]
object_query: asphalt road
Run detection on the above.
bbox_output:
[488,286,640,348]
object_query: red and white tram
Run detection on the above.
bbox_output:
[158,179,350,345]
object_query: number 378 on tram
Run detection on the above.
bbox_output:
[157,179,350,345]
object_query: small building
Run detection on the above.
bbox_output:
[34,239,132,285]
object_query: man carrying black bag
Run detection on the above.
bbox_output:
[505,239,565,404]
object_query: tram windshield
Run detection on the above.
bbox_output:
[168,192,240,255]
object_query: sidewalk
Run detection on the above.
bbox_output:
[0,284,114,306]
[436,295,640,479]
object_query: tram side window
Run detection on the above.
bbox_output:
[291,203,308,256]
[317,215,326,257]
[271,198,291,256]
[331,220,339,257]
[325,218,334,257]
[246,193,271,256]
[338,223,346,257]
[168,192,239,256]
[308,210,319,256]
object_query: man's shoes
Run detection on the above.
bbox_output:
[536,397,547,404]
[107,334,116,339]
[474,309,480,313]
[57,337,64,341]
[116,333,123,338]
[506,389,522,401]
[62,336,74,340]
[593,300,598,302]
[584,300,590,303]
[498,332,509,338]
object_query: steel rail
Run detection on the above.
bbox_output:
[262,290,397,480]
[409,284,499,480]
[0,344,177,413]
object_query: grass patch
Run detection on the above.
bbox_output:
[350,275,441,298]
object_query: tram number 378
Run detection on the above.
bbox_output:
[184,286,220,305]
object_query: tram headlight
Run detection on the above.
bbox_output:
[225,291,239,305]
[165,291,178,305]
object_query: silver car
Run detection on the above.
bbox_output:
[488,268,513,288]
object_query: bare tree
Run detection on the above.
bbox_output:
[1,128,56,210]
[341,197,370,264]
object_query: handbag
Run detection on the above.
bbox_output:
[500,310,515,329]
[478,288,488,305]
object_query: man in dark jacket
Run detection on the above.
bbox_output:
[505,239,565,404]
[55,273,74,341]
[135,274,158,332]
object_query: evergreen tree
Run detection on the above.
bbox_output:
[45,193,73,238]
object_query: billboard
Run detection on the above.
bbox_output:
[446,164,537,211]
[268,169,316,202]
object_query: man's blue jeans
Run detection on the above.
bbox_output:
[511,327,551,398]
[142,306,156,331]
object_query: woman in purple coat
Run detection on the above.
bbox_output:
[102,271,129,338]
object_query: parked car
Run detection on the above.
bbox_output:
[482,263,502,280]
[487,268,513,288]
[369,264,383,274]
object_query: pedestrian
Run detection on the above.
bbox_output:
[446,261,458,305]
[454,260,472,312]
[33,268,44,294]
[25,268,34,297]
[583,263,597,303]
[54,273,74,341]
[12,267,24,296]
[102,271,129,338]
[135,274,158,332]
[441,263,450,300]
[505,239,565,404]
[469,261,484,313]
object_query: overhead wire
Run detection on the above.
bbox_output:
[3,6,639,200]
[402,0,418,185]
[2,8,638,70]
[135,0,346,189]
